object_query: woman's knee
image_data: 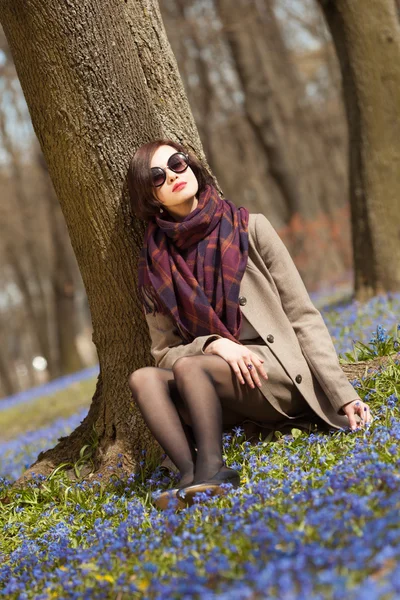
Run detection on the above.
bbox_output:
[174,355,236,395]
[128,366,159,395]
[172,356,199,379]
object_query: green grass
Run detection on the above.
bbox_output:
[0,354,399,598]
[1,293,400,598]
[0,378,95,442]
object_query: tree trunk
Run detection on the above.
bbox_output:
[0,0,211,484]
[0,317,16,397]
[214,0,349,283]
[215,0,304,218]
[0,97,57,377]
[160,0,288,224]
[318,0,400,298]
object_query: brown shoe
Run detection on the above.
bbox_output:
[152,487,188,511]
[176,467,240,506]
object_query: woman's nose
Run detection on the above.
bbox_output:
[167,171,178,182]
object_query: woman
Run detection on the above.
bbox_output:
[127,139,371,510]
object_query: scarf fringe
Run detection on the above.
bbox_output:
[139,285,165,316]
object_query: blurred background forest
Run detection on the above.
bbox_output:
[0,0,358,399]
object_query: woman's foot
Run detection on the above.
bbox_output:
[190,459,225,485]
[177,473,195,488]
[176,465,241,506]
[152,471,194,511]
[152,486,188,511]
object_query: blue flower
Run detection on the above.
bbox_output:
[232,425,244,436]
[386,394,398,409]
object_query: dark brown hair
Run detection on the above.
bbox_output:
[127,138,215,221]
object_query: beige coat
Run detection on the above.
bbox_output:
[144,213,361,430]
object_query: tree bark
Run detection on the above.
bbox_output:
[0,0,212,484]
[318,0,400,298]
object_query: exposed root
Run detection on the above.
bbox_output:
[340,352,399,381]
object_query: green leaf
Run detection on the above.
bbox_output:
[291,428,303,439]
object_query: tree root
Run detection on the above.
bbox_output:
[340,351,399,381]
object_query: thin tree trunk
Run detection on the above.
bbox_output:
[4,242,53,376]
[0,318,16,397]
[37,151,85,375]
[318,0,400,298]
[215,0,303,217]
[0,100,57,376]
[160,0,287,223]
[174,0,215,165]
[0,0,215,484]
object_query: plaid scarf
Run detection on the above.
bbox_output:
[138,184,249,343]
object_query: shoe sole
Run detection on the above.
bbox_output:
[153,490,187,511]
[178,480,240,506]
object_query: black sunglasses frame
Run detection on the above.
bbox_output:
[151,152,189,187]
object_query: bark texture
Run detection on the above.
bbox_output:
[0,0,211,483]
[318,0,400,298]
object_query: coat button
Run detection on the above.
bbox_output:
[267,334,274,343]
[238,296,247,306]
[295,374,302,383]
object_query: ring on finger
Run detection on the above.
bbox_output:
[247,363,253,370]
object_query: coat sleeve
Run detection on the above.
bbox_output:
[255,213,362,415]
[144,307,223,370]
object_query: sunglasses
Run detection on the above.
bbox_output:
[151,152,189,187]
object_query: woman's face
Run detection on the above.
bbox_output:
[150,145,199,217]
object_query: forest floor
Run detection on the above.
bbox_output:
[0,291,399,599]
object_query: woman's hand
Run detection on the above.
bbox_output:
[341,399,372,430]
[205,338,269,389]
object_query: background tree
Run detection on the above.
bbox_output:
[318,0,400,299]
[0,32,88,395]
[160,0,352,285]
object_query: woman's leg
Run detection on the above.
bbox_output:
[128,367,197,486]
[172,354,278,484]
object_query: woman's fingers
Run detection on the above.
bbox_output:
[238,358,258,388]
[230,361,246,385]
[346,400,372,429]
[359,402,372,425]
[226,351,268,388]
[354,401,372,425]
[238,355,267,389]
[348,407,358,430]
[251,353,269,382]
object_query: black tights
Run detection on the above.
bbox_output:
[128,354,281,486]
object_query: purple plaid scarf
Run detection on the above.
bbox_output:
[138,184,249,343]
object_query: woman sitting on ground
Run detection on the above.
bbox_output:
[127,139,371,510]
